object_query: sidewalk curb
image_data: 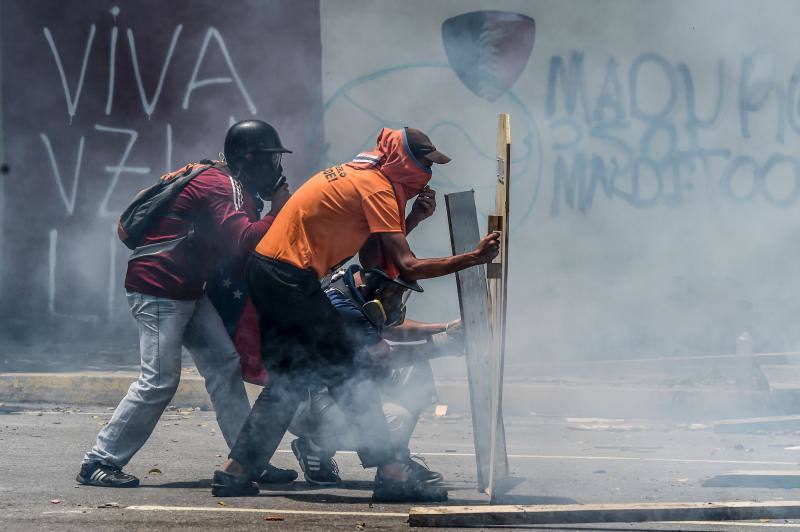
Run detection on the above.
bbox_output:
[0,372,786,419]
[0,372,216,408]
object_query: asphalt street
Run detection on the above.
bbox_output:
[4,403,800,531]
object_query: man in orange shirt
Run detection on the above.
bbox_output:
[211,127,500,501]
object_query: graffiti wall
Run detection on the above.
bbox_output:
[0,0,323,341]
[2,0,799,362]
[319,0,800,362]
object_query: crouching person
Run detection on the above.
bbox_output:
[288,265,463,486]
[211,126,499,502]
[77,120,292,487]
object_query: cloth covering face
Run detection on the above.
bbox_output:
[347,128,433,278]
[346,127,433,225]
[254,128,431,279]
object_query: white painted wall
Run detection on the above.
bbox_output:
[320,0,800,362]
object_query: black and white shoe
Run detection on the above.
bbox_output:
[76,462,139,488]
[372,467,448,503]
[407,454,444,485]
[291,437,341,485]
[211,470,260,497]
[257,463,298,484]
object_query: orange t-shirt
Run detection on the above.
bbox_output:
[255,164,403,278]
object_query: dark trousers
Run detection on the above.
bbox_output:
[228,254,396,475]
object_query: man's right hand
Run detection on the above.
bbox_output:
[376,230,500,281]
[268,183,291,217]
[473,231,501,264]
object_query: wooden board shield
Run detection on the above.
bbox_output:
[445,190,496,492]
[444,115,513,498]
[487,113,512,500]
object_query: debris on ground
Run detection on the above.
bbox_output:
[594,446,662,453]
[97,502,120,509]
[567,424,651,432]
[566,417,625,424]
[49,499,61,504]
[263,515,284,521]
[148,467,162,475]
[434,405,448,417]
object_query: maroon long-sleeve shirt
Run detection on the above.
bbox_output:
[125,167,274,300]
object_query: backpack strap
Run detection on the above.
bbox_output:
[128,235,189,261]
[126,163,216,261]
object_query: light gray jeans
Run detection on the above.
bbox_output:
[83,292,252,467]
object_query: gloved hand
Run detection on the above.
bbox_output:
[445,319,463,341]
[430,319,465,356]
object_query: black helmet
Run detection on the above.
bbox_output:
[224,120,291,198]
[363,268,423,295]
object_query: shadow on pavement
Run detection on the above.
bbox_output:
[141,481,580,508]
[492,494,579,505]
[258,480,374,492]
[258,492,374,504]
[143,479,374,492]
[142,479,213,489]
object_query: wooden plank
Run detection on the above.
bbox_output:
[408,500,800,527]
[445,190,494,492]
[713,415,800,433]
[704,470,800,488]
[487,113,511,500]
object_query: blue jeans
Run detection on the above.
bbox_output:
[84,292,251,467]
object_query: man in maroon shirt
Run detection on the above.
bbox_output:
[76,121,292,488]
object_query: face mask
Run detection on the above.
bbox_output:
[242,152,283,199]
[362,299,389,330]
[361,288,411,329]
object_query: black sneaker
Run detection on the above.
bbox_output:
[257,463,298,484]
[291,437,341,486]
[407,455,444,485]
[211,470,260,497]
[76,462,139,488]
[372,470,448,503]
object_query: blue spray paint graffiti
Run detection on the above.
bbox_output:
[308,63,543,229]
[548,51,800,216]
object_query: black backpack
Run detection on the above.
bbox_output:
[117,160,218,250]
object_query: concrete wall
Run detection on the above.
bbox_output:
[319,0,800,363]
[3,0,800,365]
